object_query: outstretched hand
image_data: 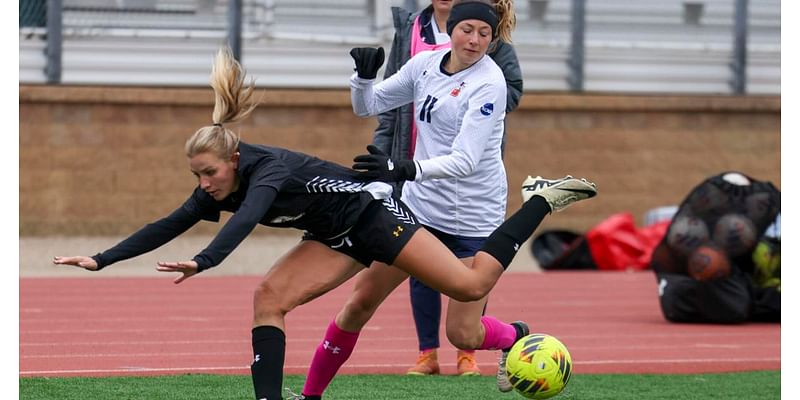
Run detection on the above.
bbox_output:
[353,144,417,182]
[156,260,199,284]
[53,256,99,271]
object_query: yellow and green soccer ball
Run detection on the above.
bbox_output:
[752,238,780,290]
[505,333,573,399]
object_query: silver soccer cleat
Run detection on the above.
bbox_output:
[496,321,530,392]
[521,175,598,212]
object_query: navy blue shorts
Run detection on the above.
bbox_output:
[423,225,487,258]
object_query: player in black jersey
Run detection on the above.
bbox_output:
[53,47,596,400]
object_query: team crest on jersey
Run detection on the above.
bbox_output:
[450,82,466,97]
[480,103,494,116]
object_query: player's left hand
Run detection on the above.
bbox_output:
[156,260,199,284]
[353,144,417,182]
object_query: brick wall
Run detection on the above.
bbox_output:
[20,86,780,236]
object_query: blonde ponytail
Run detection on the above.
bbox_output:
[185,47,257,159]
[494,0,517,43]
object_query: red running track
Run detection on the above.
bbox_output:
[20,271,780,378]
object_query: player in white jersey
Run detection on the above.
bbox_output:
[360,0,523,379]
[352,45,508,237]
[298,2,594,398]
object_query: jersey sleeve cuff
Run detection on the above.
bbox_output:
[91,253,108,271]
[192,255,213,273]
[413,160,424,182]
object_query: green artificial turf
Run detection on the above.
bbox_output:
[20,370,779,400]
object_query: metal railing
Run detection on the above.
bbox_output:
[19,0,777,94]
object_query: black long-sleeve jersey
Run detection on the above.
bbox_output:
[92,142,388,272]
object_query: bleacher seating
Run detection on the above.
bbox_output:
[18,0,780,94]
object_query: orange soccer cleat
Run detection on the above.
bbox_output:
[406,349,440,375]
[456,350,481,376]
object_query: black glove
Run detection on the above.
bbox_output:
[353,144,417,182]
[349,47,385,80]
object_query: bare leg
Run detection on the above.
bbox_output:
[442,257,492,350]
[393,229,504,302]
[250,240,363,400]
[335,261,410,330]
[252,240,363,329]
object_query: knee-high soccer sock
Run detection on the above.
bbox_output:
[477,316,519,350]
[302,319,361,397]
[251,325,285,400]
[480,196,551,269]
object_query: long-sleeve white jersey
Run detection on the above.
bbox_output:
[351,49,508,236]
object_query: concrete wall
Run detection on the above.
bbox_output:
[20,85,780,236]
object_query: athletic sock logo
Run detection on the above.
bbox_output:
[323,340,342,354]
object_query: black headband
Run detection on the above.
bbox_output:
[446,2,499,39]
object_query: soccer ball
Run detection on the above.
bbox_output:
[505,334,573,399]
[752,238,780,289]
[744,192,776,223]
[688,183,727,216]
[712,213,757,256]
[687,245,731,281]
[666,216,709,256]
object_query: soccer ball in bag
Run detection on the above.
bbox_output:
[505,334,573,399]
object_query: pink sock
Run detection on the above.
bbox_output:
[302,319,360,396]
[478,316,518,350]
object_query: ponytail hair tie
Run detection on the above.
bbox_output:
[213,123,223,127]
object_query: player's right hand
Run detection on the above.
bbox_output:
[53,256,99,271]
[349,47,385,80]
[156,260,199,284]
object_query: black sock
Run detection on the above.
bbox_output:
[251,325,286,400]
[480,196,550,269]
[502,323,529,352]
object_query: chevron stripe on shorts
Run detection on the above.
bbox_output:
[305,176,365,193]
[381,197,416,225]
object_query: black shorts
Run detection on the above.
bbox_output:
[302,196,421,267]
